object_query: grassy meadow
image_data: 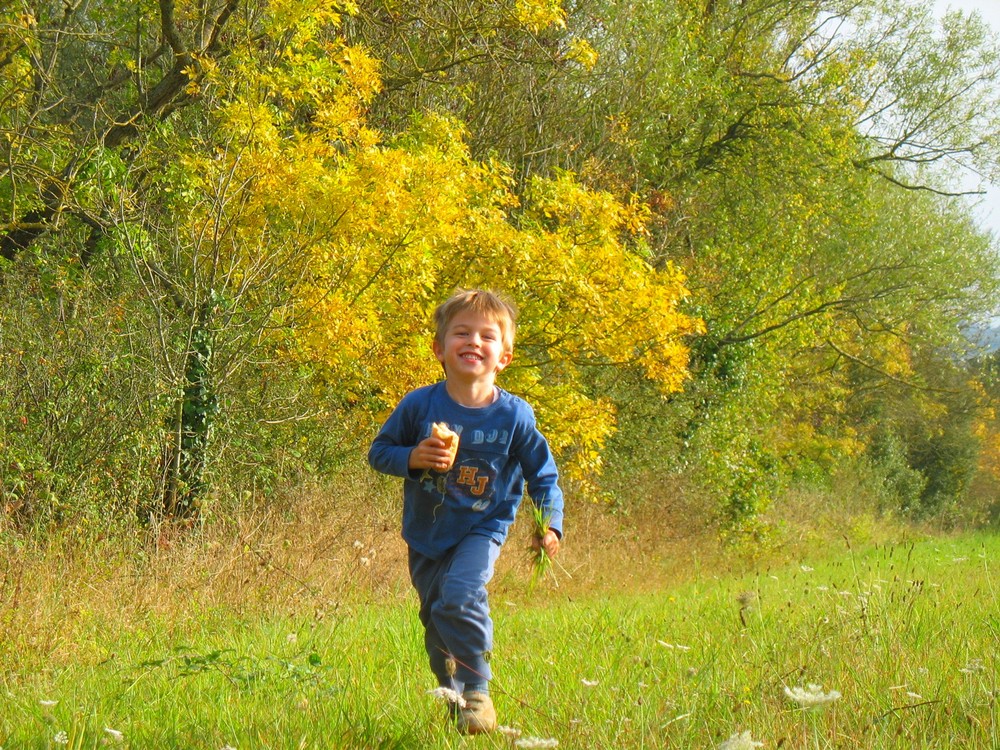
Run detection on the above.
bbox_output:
[1,482,998,749]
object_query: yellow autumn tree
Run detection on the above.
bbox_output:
[117,0,699,496]
[292,116,702,484]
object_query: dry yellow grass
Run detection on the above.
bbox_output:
[0,466,936,676]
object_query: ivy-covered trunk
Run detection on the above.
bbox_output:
[162,317,217,519]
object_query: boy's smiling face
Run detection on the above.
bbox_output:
[433,310,513,383]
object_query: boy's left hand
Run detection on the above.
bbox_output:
[532,529,560,558]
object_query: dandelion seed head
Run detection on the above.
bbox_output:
[784,683,841,707]
[719,730,764,750]
[427,687,466,707]
[514,737,559,749]
[104,727,124,742]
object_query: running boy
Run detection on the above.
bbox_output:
[368,289,564,735]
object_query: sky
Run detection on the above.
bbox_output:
[932,1,1000,238]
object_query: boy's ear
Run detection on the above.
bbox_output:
[496,350,513,372]
[433,339,445,365]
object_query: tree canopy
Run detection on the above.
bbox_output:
[1,0,998,528]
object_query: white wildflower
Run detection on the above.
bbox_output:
[959,659,985,674]
[427,686,466,707]
[800,565,814,572]
[657,640,691,651]
[353,540,364,550]
[784,683,842,708]
[220,745,237,750]
[515,737,559,749]
[104,727,124,742]
[359,557,371,567]
[661,712,692,727]
[581,678,599,687]
[39,700,58,707]
[498,725,522,738]
[53,732,69,746]
[719,730,764,749]
[816,585,829,592]
[286,632,297,644]
[906,692,923,700]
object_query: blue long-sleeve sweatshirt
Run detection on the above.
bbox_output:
[368,381,564,560]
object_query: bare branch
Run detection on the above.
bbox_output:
[868,169,986,197]
[825,339,960,394]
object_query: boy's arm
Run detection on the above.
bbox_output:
[515,414,565,539]
[368,428,415,479]
[368,402,419,478]
[368,398,454,477]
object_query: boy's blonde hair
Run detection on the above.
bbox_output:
[434,289,518,352]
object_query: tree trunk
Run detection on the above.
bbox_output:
[161,317,216,518]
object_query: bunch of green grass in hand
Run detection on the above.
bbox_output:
[528,503,555,591]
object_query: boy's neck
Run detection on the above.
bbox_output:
[444,377,498,408]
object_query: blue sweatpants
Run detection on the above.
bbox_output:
[408,533,502,690]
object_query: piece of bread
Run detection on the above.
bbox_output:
[432,422,460,471]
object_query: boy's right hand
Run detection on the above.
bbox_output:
[408,436,453,472]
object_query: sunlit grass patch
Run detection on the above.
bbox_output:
[1,533,997,748]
